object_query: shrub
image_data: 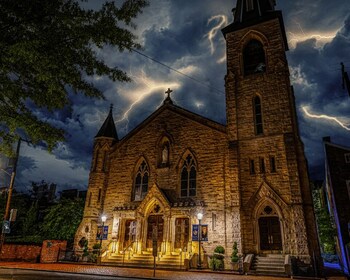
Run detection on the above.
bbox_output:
[214,245,225,254]
[231,242,239,263]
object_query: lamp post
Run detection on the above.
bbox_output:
[99,215,107,255]
[197,212,203,269]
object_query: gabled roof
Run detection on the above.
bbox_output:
[95,105,119,140]
[116,98,226,147]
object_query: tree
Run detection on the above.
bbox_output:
[41,198,84,242]
[0,0,148,154]
[312,188,336,253]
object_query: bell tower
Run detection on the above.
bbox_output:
[222,0,320,267]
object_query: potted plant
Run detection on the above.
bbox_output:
[231,242,239,271]
[209,245,225,271]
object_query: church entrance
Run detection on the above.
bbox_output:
[123,220,136,249]
[259,217,282,251]
[146,215,164,249]
[174,218,189,250]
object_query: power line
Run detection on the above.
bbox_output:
[130,48,225,95]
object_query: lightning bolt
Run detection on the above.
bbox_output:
[302,106,350,131]
[287,20,338,49]
[205,15,227,64]
[115,70,180,131]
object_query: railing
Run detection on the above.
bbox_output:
[57,248,100,263]
[122,241,135,265]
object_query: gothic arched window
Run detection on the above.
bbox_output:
[180,154,196,197]
[133,161,149,201]
[243,39,266,75]
[254,96,263,135]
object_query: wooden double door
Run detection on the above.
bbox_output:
[146,215,164,248]
[259,217,282,251]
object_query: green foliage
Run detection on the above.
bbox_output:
[40,198,84,241]
[0,0,149,153]
[214,245,225,254]
[231,241,239,263]
[21,202,39,235]
[209,257,224,271]
[209,245,225,271]
[312,188,336,254]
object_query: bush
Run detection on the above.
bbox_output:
[210,257,224,270]
[214,245,225,254]
[231,242,239,263]
[210,245,225,271]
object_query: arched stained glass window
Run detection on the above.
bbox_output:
[243,40,266,75]
[181,155,196,197]
[133,161,149,201]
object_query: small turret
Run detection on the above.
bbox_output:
[95,104,119,140]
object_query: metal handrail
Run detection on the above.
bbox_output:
[122,241,135,265]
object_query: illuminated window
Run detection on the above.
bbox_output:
[254,96,263,135]
[133,161,149,201]
[181,155,196,197]
[243,40,266,75]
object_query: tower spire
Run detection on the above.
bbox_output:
[233,0,276,24]
[95,104,119,140]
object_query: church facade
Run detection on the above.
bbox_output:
[75,0,320,271]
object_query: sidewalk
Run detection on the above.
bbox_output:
[0,262,348,280]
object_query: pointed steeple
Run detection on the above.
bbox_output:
[233,0,276,24]
[95,104,119,140]
[222,0,287,50]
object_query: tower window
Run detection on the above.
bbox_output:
[181,154,197,197]
[250,159,256,175]
[259,157,265,173]
[270,156,277,173]
[345,153,350,163]
[133,161,149,201]
[246,0,254,11]
[254,96,263,135]
[102,151,108,172]
[97,189,102,203]
[243,40,266,75]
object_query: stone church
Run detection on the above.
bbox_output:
[75,0,320,272]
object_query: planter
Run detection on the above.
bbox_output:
[231,262,239,271]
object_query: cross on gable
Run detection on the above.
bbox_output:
[165,88,173,99]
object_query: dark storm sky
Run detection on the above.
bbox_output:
[9,0,350,192]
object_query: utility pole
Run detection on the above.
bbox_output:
[341,62,350,97]
[0,138,21,256]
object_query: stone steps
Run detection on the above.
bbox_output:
[103,252,186,270]
[251,254,286,276]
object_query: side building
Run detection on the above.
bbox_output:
[323,137,350,275]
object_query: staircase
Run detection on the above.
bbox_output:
[103,251,187,270]
[251,254,286,276]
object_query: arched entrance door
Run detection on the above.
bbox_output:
[146,215,164,249]
[258,205,282,252]
[259,217,282,251]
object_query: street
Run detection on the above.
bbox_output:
[0,268,146,280]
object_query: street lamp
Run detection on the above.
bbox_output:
[99,215,107,255]
[197,212,203,269]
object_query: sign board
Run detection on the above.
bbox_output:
[10,209,17,222]
[192,224,208,241]
[2,220,10,234]
[96,226,108,240]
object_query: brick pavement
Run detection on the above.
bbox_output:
[0,262,348,280]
